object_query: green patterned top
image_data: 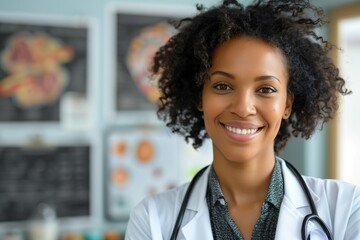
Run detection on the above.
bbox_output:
[206,159,284,239]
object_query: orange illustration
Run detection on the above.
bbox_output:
[113,168,129,186]
[113,141,127,156]
[0,32,74,108]
[126,22,175,104]
[136,139,155,163]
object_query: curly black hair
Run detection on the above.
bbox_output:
[151,0,350,152]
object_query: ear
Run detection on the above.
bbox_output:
[197,101,203,111]
[197,93,203,111]
[283,93,294,119]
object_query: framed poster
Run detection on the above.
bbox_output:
[0,13,96,123]
[104,126,181,221]
[0,145,91,222]
[104,3,196,124]
[0,129,101,231]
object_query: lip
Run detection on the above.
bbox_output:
[220,121,263,142]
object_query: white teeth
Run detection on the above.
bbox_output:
[225,125,258,135]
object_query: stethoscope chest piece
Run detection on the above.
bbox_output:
[306,228,330,240]
[302,213,333,240]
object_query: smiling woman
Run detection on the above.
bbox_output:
[200,36,293,239]
[125,0,360,239]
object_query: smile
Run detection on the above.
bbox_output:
[224,125,260,135]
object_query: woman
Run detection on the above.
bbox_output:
[125,0,360,239]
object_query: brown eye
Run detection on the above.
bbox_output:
[213,83,231,91]
[258,86,277,94]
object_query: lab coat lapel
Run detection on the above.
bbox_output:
[275,196,307,239]
[180,166,214,240]
[181,205,213,240]
[276,198,326,240]
[275,158,320,239]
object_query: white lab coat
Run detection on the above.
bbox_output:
[125,158,360,239]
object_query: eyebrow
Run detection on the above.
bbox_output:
[210,71,281,83]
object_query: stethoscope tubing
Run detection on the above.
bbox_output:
[170,160,334,240]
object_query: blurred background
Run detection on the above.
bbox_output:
[0,0,359,239]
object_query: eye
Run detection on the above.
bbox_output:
[257,86,277,94]
[213,83,232,91]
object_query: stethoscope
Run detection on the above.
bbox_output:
[170,160,333,240]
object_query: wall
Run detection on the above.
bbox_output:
[0,0,357,237]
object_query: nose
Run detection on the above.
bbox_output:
[229,91,256,117]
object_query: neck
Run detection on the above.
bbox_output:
[213,155,276,205]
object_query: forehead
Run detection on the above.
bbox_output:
[212,36,288,75]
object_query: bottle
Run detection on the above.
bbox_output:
[28,203,58,240]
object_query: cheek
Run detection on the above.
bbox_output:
[202,89,225,114]
[267,102,286,126]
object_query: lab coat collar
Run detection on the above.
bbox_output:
[182,166,211,212]
[279,157,320,208]
[181,159,321,211]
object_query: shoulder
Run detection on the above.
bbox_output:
[125,182,190,239]
[279,157,360,203]
[303,176,360,200]
[303,176,360,211]
[154,181,190,206]
[131,181,190,219]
